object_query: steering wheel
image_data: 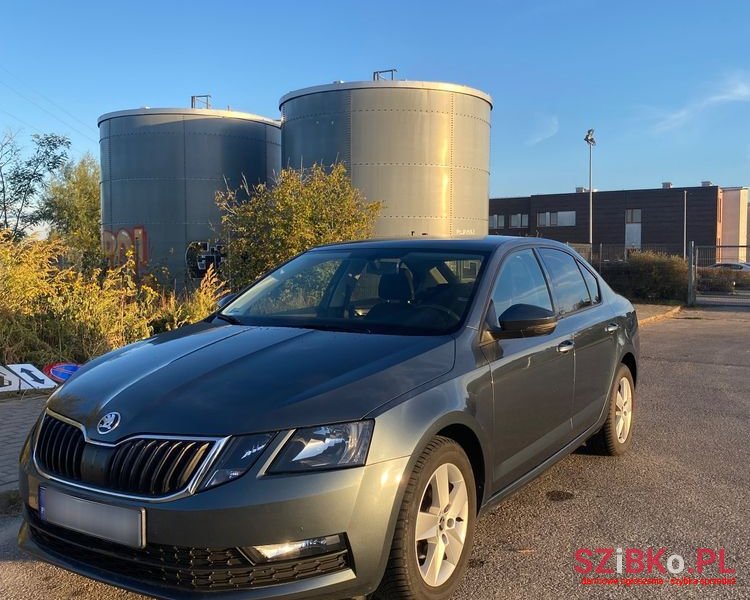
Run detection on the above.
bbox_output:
[416,303,461,322]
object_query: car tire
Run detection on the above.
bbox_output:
[372,436,476,600]
[588,363,635,456]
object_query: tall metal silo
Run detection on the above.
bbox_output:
[98,107,281,283]
[280,80,492,237]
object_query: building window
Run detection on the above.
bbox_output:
[510,213,528,228]
[489,214,505,229]
[625,208,642,224]
[537,212,552,227]
[537,211,576,227]
[558,211,576,226]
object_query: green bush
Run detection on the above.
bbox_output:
[600,251,687,302]
[217,164,381,288]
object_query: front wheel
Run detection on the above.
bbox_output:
[373,436,476,600]
[588,363,635,455]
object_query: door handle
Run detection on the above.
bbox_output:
[605,323,619,333]
[557,340,575,354]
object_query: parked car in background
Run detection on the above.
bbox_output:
[18,236,639,600]
[709,262,750,272]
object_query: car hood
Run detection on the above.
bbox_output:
[48,322,455,440]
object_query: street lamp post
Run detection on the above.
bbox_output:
[683,189,687,259]
[584,129,596,248]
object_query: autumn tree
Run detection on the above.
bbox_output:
[37,153,102,270]
[0,131,70,239]
[216,163,381,287]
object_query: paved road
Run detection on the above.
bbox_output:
[0,394,46,492]
[1,307,747,599]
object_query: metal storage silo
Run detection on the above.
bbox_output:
[280,80,492,237]
[98,107,281,282]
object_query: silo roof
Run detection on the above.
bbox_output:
[97,107,280,128]
[279,80,493,109]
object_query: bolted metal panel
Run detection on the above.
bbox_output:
[280,81,491,238]
[98,108,281,283]
[281,90,351,169]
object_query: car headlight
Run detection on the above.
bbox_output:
[268,421,374,474]
[199,433,275,491]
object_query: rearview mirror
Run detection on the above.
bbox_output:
[489,304,557,339]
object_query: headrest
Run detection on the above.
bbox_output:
[378,271,413,302]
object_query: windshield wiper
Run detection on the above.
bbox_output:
[291,322,374,334]
[214,313,242,325]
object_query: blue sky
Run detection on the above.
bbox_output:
[1,0,748,197]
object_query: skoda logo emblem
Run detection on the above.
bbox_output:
[97,412,121,435]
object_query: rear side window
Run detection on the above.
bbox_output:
[577,261,601,304]
[538,249,592,315]
[489,249,553,324]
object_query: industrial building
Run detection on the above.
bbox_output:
[280,80,492,238]
[98,107,281,282]
[99,78,492,283]
[489,183,749,261]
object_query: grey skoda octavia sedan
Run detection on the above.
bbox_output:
[19,236,638,600]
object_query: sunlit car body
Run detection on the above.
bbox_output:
[18,236,639,600]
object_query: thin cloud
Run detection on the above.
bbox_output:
[525,114,559,146]
[653,72,750,132]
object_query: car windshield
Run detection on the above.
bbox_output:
[221,248,489,335]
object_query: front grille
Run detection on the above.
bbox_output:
[107,438,212,496]
[35,414,215,497]
[28,510,350,592]
[35,415,85,482]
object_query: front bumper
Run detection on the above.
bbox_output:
[18,448,410,600]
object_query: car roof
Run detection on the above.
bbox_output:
[312,235,573,253]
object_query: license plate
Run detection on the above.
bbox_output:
[39,486,145,549]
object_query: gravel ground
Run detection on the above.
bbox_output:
[0,306,747,599]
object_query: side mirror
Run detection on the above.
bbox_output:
[489,303,557,339]
[216,292,238,310]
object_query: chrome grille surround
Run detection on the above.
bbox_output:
[33,409,230,503]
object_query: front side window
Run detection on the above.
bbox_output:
[488,249,553,327]
[538,248,592,315]
[223,248,489,335]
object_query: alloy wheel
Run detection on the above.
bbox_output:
[414,462,469,587]
[615,376,633,443]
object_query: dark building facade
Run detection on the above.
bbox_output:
[489,185,722,255]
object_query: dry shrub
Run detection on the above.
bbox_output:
[0,231,226,364]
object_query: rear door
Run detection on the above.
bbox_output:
[537,249,618,437]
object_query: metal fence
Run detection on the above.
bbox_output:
[561,241,750,307]
[565,243,676,272]
[689,244,750,307]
